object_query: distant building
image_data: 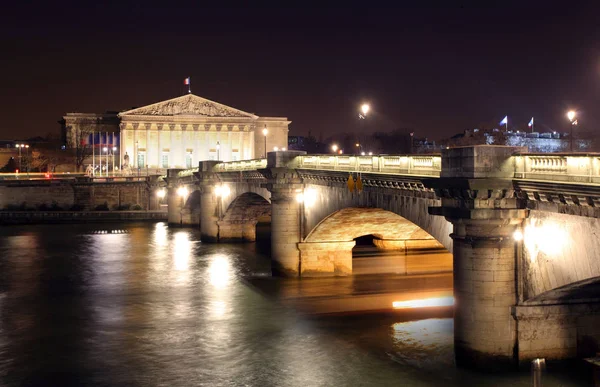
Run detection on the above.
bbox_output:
[440,128,594,153]
[288,136,306,151]
[61,94,290,170]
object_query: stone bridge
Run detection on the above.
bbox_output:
[165,145,600,371]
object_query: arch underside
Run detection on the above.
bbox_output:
[525,276,600,305]
[305,207,438,243]
[299,207,450,277]
[219,192,271,242]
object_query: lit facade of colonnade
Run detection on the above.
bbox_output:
[118,94,290,169]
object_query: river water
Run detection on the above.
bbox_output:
[0,222,589,386]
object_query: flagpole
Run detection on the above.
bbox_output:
[188,77,191,94]
[92,130,95,176]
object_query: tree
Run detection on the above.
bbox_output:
[27,150,48,172]
[66,120,96,172]
[0,157,18,173]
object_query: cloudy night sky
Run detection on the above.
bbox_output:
[1,2,599,140]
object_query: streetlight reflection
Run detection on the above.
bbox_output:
[173,232,191,271]
[208,255,232,289]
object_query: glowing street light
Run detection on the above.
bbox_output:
[331,144,338,153]
[359,103,370,119]
[567,110,577,152]
[112,146,117,176]
[177,186,188,198]
[262,125,268,158]
[156,189,166,199]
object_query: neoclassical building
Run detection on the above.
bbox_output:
[62,94,290,170]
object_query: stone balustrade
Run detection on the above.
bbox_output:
[514,153,600,184]
[210,154,442,176]
[295,154,442,176]
[211,158,267,172]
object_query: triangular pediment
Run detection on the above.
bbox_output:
[118,94,257,118]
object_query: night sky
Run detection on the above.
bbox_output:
[2,2,599,141]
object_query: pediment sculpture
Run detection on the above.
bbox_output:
[121,95,254,118]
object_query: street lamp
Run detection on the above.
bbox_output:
[216,141,220,161]
[355,143,361,154]
[331,144,338,153]
[25,145,29,177]
[567,110,577,152]
[16,144,24,172]
[103,147,108,176]
[262,126,268,158]
[359,103,370,119]
[112,146,117,176]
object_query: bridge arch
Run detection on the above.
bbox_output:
[300,207,451,276]
[305,207,436,243]
[218,192,271,242]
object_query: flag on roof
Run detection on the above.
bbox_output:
[528,117,534,127]
[499,116,508,125]
[184,77,190,85]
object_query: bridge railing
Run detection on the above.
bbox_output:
[212,158,267,172]
[294,154,442,176]
[514,153,600,184]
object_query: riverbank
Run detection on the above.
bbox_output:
[0,210,167,225]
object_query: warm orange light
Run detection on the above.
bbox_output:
[392,296,454,309]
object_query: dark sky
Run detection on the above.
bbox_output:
[1,2,599,141]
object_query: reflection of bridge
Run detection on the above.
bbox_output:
[166,145,600,371]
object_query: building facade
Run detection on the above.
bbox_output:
[62,94,290,171]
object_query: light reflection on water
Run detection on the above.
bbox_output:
[0,223,588,386]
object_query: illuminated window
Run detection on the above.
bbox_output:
[161,154,169,168]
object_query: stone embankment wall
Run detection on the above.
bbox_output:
[0,179,162,211]
[0,211,167,224]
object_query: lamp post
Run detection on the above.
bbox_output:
[103,147,108,177]
[355,143,361,155]
[262,126,268,158]
[331,144,338,154]
[25,145,29,177]
[567,110,577,152]
[16,144,23,172]
[216,141,220,161]
[112,146,117,176]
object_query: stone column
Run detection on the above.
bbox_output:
[145,124,150,167]
[157,125,162,168]
[169,124,175,168]
[426,145,528,371]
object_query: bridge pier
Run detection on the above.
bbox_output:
[217,220,258,242]
[298,241,355,276]
[427,145,528,370]
[262,151,307,276]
